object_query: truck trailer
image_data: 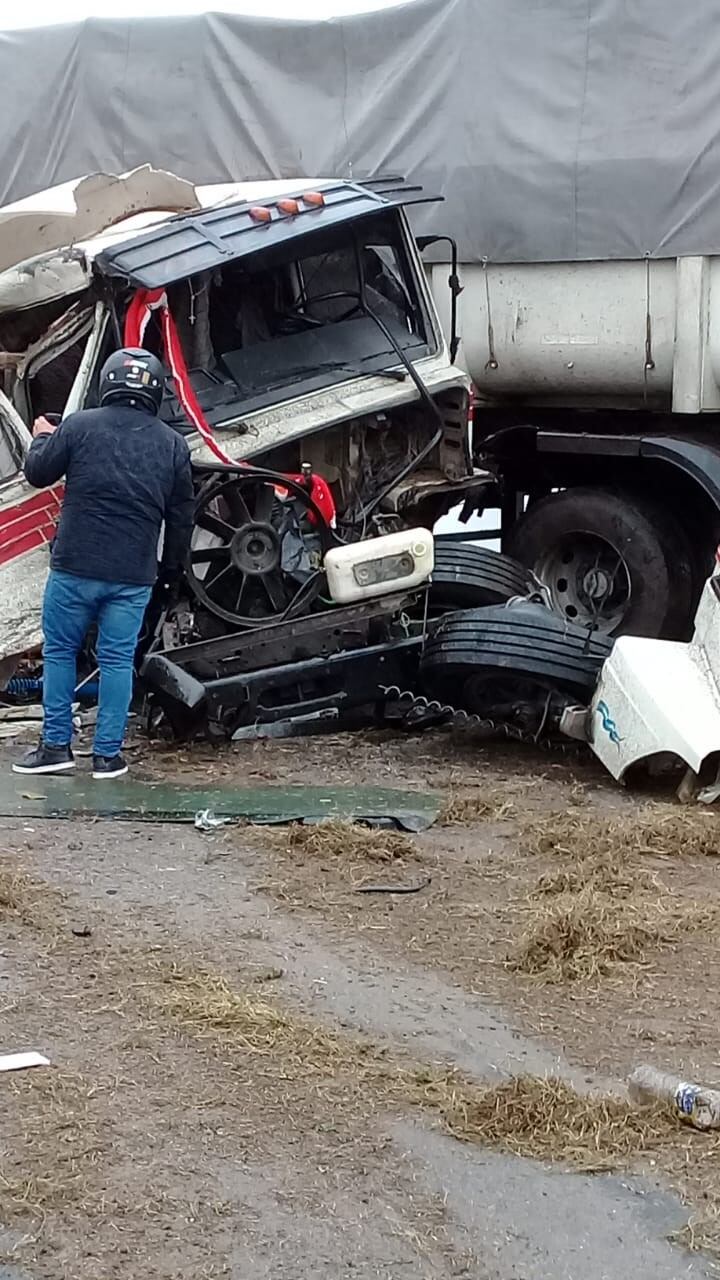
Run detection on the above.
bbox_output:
[429,255,720,639]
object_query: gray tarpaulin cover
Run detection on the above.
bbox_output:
[1,0,718,263]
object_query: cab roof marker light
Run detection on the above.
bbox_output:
[302,192,325,207]
[248,206,272,223]
[277,198,300,216]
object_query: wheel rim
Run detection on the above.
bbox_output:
[535,533,631,633]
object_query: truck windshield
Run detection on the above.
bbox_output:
[159,210,433,428]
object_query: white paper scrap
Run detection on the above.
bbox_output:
[0,1051,50,1072]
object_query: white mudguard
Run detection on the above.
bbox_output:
[590,575,720,781]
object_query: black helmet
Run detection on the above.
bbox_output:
[99,347,165,413]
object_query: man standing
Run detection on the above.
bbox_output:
[13,347,194,779]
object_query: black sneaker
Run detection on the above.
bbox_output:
[13,743,75,775]
[92,753,128,780]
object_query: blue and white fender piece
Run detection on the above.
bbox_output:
[585,571,720,783]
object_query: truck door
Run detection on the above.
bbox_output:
[0,393,59,682]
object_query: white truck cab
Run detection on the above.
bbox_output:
[0,167,475,678]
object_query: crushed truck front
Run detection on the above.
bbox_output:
[0,171,474,677]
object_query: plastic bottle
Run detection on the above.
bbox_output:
[628,1064,720,1131]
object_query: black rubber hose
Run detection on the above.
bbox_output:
[352,240,446,521]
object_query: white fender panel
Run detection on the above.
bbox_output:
[591,636,720,780]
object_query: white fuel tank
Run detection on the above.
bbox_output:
[324,529,434,604]
[429,256,720,413]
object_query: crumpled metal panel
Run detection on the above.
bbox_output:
[0,166,199,274]
[0,776,442,831]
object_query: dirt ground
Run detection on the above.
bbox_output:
[1,724,720,1279]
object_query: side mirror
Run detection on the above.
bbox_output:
[417,234,462,363]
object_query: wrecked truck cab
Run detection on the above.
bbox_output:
[87,179,472,492]
[0,169,481,696]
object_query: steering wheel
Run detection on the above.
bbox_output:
[280,290,364,329]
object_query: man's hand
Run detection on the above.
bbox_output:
[32,416,59,438]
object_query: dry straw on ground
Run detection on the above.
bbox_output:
[521,805,720,861]
[143,960,685,1167]
[147,959,720,1208]
[4,860,720,1264]
[0,1071,107,1222]
[510,887,713,981]
[440,789,517,826]
[6,809,720,1264]
[148,963,674,1159]
[506,805,720,980]
[431,1074,675,1165]
[148,962,353,1075]
[0,860,64,934]
[280,819,418,864]
[148,960,720,1255]
[533,847,657,898]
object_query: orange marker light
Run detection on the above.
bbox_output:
[249,206,272,223]
[302,191,325,207]
[277,198,300,216]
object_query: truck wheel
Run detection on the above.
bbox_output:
[429,543,532,611]
[505,487,693,638]
[421,602,612,704]
[420,602,612,732]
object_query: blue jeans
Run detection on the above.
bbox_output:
[42,570,152,757]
